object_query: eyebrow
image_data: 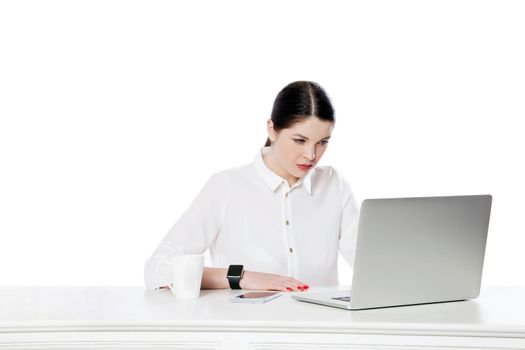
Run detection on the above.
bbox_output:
[292,133,331,141]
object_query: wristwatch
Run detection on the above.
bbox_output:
[227,265,244,289]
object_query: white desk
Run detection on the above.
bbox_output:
[1,286,525,349]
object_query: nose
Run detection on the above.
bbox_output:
[304,145,315,162]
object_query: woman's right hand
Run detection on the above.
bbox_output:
[239,270,309,292]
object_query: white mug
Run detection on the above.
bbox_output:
[156,254,204,299]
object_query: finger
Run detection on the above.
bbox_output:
[276,282,295,292]
[284,283,302,292]
[285,277,300,284]
[294,279,309,290]
[294,281,309,290]
[292,282,309,291]
[280,277,308,291]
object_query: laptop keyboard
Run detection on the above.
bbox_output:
[331,296,351,302]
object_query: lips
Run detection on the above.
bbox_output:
[297,164,312,171]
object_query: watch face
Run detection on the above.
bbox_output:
[228,265,244,277]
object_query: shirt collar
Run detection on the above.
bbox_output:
[253,147,313,195]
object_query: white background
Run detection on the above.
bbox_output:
[1,1,524,287]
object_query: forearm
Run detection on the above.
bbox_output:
[158,267,308,292]
[201,267,229,289]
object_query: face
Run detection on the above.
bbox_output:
[266,116,334,185]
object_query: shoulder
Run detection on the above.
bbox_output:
[313,165,355,204]
[313,165,350,188]
[206,161,255,187]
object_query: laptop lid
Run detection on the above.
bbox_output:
[348,194,492,310]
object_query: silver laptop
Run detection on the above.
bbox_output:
[293,195,492,310]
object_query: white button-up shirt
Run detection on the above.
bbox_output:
[144,147,360,290]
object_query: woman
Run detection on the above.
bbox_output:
[144,81,359,292]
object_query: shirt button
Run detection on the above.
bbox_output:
[289,248,294,253]
[285,220,289,225]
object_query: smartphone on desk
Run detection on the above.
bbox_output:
[230,291,281,303]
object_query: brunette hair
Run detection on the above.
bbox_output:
[265,81,335,147]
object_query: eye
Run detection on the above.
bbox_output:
[293,139,305,144]
[319,140,329,146]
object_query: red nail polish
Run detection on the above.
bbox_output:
[304,285,310,289]
[297,286,303,290]
[286,287,292,291]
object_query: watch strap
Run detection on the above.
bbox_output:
[227,275,242,289]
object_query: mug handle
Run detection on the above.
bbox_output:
[155,260,175,293]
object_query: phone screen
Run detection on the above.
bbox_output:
[237,292,278,299]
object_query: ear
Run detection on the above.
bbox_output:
[267,119,278,143]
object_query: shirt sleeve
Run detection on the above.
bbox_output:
[143,172,230,290]
[338,173,360,270]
